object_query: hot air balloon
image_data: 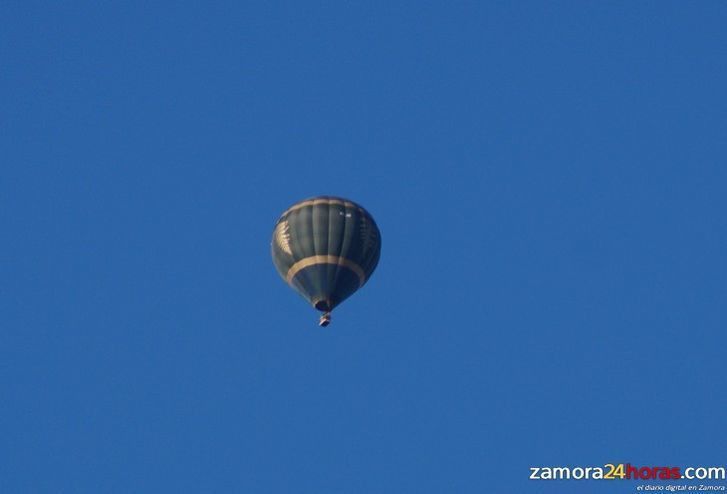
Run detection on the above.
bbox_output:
[271,196,381,326]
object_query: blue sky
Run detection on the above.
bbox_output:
[2,2,726,492]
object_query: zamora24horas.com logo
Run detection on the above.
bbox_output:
[530,463,726,483]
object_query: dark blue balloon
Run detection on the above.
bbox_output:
[271,196,381,326]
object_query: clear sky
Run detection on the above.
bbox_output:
[2,2,726,493]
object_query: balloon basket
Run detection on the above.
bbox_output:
[319,312,331,327]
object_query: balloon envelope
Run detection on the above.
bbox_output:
[271,196,381,316]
